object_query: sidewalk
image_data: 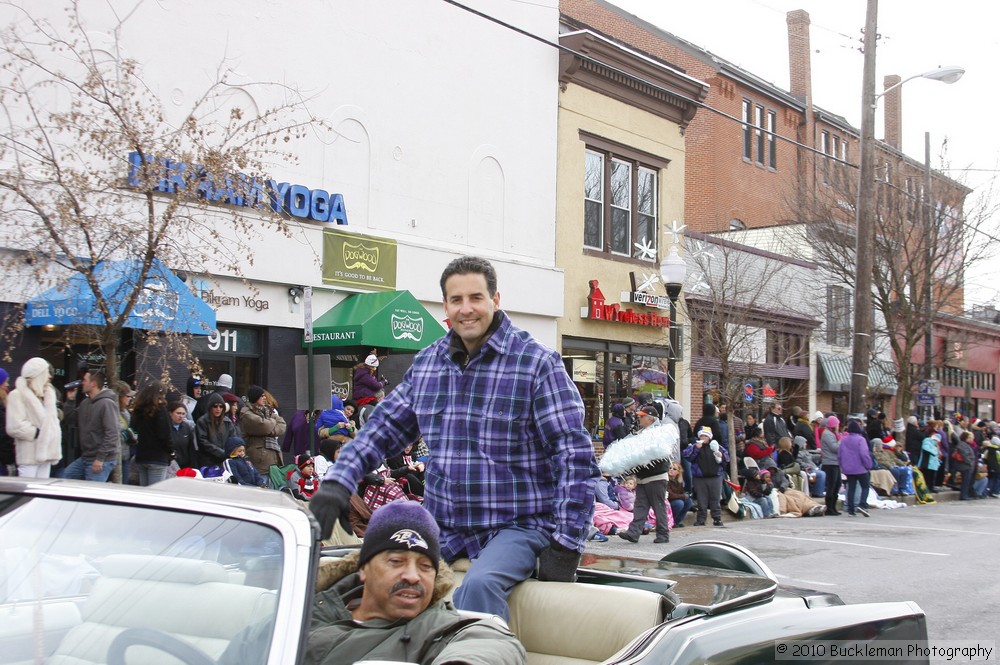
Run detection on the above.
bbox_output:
[696,482,971,525]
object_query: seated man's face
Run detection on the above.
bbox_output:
[355,550,436,621]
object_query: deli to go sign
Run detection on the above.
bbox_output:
[126,152,349,225]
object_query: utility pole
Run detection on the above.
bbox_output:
[850,0,879,415]
[922,131,934,419]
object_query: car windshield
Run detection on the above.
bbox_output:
[1,493,282,664]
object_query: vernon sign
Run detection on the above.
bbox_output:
[126,152,349,225]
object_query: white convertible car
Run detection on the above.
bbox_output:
[0,477,929,664]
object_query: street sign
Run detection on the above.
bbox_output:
[917,379,941,396]
[743,383,754,402]
[916,394,936,406]
[303,286,313,343]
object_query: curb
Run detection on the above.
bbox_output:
[695,484,970,524]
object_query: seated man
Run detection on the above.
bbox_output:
[304,501,526,665]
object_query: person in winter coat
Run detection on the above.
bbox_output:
[0,368,15,476]
[952,431,977,501]
[64,369,119,482]
[740,464,776,518]
[684,425,730,527]
[904,416,925,468]
[288,454,321,500]
[283,409,323,459]
[315,394,355,441]
[239,385,287,474]
[982,437,1000,498]
[170,400,223,470]
[131,381,174,486]
[223,436,270,488]
[762,403,790,449]
[616,406,671,545]
[182,374,203,426]
[666,462,693,526]
[289,501,526,665]
[838,419,874,516]
[820,415,842,515]
[196,392,240,460]
[5,358,61,477]
[603,403,627,450]
[917,432,943,492]
[352,354,388,407]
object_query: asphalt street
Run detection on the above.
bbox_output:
[584,493,1000,650]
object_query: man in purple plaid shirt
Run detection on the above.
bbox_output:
[311,256,599,620]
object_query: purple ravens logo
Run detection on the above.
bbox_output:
[389,529,428,550]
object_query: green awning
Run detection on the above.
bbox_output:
[306,290,446,352]
[816,352,897,396]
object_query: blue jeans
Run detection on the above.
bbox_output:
[136,462,170,486]
[62,457,117,482]
[845,472,870,513]
[808,468,827,496]
[750,495,773,518]
[451,526,549,621]
[670,496,694,525]
[988,474,1000,497]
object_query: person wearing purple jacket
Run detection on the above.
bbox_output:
[310,256,599,622]
[838,419,874,516]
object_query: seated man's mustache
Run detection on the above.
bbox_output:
[390,581,426,596]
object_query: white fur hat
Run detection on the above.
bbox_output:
[364,354,379,368]
[21,357,50,380]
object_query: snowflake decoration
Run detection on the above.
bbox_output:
[668,220,687,245]
[687,270,711,294]
[633,238,656,261]
[635,271,660,293]
[688,239,713,267]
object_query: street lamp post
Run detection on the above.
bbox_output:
[849,2,964,414]
[661,246,687,399]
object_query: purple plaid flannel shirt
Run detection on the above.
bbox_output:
[324,312,599,558]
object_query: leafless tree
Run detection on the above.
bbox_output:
[794,143,999,418]
[683,232,813,477]
[0,1,324,382]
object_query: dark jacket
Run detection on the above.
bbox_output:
[224,455,269,487]
[133,407,173,465]
[692,414,723,448]
[0,398,13,465]
[301,552,526,665]
[905,423,925,463]
[172,420,223,468]
[763,411,790,448]
[684,440,729,478]
[196,393,241,454]
[77,389,121,462]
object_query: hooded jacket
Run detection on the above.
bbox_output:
[196,392,240,455]
[315,394,352,438]
[302,551,525,665]
[77,388,121,462]
[6,375,62,466]
[837,425,874,475]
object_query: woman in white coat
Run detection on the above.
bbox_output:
[6,357,62,477]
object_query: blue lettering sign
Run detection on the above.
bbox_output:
[127,151,348,225]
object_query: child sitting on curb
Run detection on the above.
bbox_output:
[224,436,271,488]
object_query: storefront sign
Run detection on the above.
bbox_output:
[322,229,398,291]
[570,359,597,383]
[582,280,670,328]
[192,279,271,312]
[126,152,349,225]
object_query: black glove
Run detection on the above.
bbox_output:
[309,481,353,540]
[537,539,581,582]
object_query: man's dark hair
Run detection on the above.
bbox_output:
[87,370,107,389]
[439,256,498,298]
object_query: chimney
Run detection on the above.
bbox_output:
[787,10,812,102]
[883,74,902,150]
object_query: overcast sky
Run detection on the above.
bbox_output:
[604,0,999,307]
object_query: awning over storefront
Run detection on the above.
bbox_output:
[25,258,216,335]
[307,290,446,352]
[816,352,898,396]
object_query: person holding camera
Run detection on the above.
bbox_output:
[684,426,730,527]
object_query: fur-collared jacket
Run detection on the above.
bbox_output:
[304,551,526,665]
[6,376,61,466]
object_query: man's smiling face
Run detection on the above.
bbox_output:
[443,272,500,356]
